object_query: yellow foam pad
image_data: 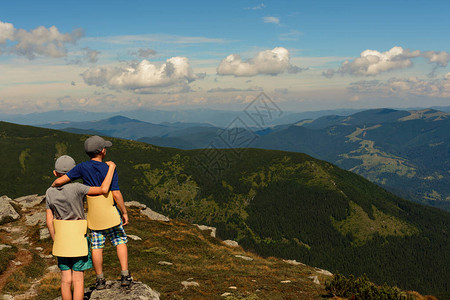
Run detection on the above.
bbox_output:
[52,219,88,257]
[86,191,121,230]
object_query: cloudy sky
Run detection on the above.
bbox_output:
[0,0,449,114]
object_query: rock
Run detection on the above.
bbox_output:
[283,259,305,266]
[128,234,142,241]
[315,268,333,276]
[124,201,170,222]
[280,280,291,283]
[309,275,320,285]
[181,281,199,289]
[234,255,253,261]
[35,247,43,251]
[88,280,160,300]
[140,208,170,222]
[125,201,147,209]
[194,224,216,237]
[223,240,239,247]
[14,194,45,209]
[228,286,237,290]
[40,228,50,240]
[1,294,14,299]
[47,265,60,273]
[0,197,20,225]
[0,244,12,251]
[158,261,173,266]
[221,292,232,297]
[40,254,53,259]
[25,211,46,226]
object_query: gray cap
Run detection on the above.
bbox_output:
[84,135,112,154]
[55,155,76,174]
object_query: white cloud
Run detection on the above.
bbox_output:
[348,75,450,98]
[263,16,280,24]
[279,30,302,41]
[0,21,15,44]
[207,86,263,93]
[245,3,265,10]
[82,57,199,94]
[324,46,450,78]
[130,48,157,58]
[217,47,305,77]
[0,20,83,59]
[67,47,99,64]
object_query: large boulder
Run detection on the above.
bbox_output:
[91,281,159,300]
[0,196,20,225]
[14,194,45,209]
[54,281,160,300]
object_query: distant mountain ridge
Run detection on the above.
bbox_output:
[36,108,450,211]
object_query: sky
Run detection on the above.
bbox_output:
[0,0,449,114]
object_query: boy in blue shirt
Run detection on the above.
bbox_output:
[52,136,131,289]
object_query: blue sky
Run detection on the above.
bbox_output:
[0,0,449,114]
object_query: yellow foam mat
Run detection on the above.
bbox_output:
[52,219,88,257]
[86,191,121,230]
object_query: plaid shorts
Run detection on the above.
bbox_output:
[90,223,128,249]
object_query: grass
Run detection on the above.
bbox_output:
[0,245,17,274]
[331,201,419,245]
[43,208,329,299]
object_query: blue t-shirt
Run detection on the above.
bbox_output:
[66,160,120,191]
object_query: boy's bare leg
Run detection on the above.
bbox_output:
[116,243,128,271]
[92,248,104,275]
[72,271,84,300]
[61,270,73,300]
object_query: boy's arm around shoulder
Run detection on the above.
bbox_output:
[52,175,70,187]
[86,161,116,195]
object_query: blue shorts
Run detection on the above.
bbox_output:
[90,223,128,249]
[57,237,92,271]
[58,255,92,271]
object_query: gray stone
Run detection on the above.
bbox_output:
[223,240,239,247]
[0,244,12,251]
[194,224,216,237]
[283,259,305,266]
[47,265,60,273]
[25,211,46,226]
[315,268,333,276]
[140,208,170,222]
[89,280,160,300]
[309,275,320,285]
[14,194,45,208]
[234,255,253,261]
[40,228,50,240]
[158,261,173,266]
[128,234,142,241]
[125,201,147,209]
[181,281,199,289]
[0,197,20,225]
[221,292,232,297]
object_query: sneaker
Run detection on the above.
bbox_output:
[95,277,106,290]
[121,273,132,286]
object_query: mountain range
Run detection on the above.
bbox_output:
[38,108,450,212]
[0,121,449,297]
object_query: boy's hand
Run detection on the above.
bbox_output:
[122,213,129,226]
[105,161,116,168]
